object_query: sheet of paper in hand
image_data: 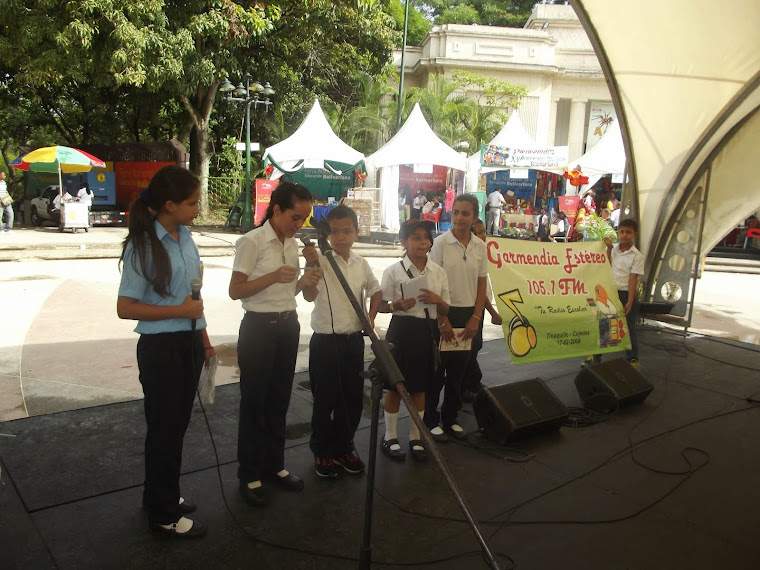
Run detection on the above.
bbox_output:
[401,273,437,318]
[439,329,472,351]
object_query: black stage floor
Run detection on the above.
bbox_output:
[2,326,760,569]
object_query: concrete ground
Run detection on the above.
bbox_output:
[0,225,758,422]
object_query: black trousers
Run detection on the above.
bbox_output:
[137,330,203,525]
[237,311,300,483]
[308,332,365,457]
[425,306,482,429]
[463,311,486,394]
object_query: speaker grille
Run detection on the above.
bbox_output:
[474,379,568,443]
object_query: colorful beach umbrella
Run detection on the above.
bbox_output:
[10,145,106,201]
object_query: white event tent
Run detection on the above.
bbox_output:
[262,98,364,178]
[366,103,468,231]
[566,121,625,193]
[465,110,539,193]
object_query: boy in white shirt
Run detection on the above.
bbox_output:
[302,206,382,478]
[583,218,644,367]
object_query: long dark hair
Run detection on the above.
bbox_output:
[119,166,200,297]
[259,181,313,227]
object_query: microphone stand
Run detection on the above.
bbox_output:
[310,235,500,570]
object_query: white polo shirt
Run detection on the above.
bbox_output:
[232,220,300,312]
[429,231,488,307]
[310,251,380,334]
[380,255,450,320]
[611,243,644,291]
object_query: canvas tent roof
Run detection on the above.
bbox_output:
[465,111,538,191]
[565,121,625,191]
[569,0,760,323]
[573,0,760,263]
[366,103,467,172]
[262,98,364,172]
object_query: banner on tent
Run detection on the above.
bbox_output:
[486,238,630,364]
[586,101,617,151]
[487,170,537,202]
[480,144,568,170]
[399,164,447,196]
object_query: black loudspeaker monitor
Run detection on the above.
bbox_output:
[574,358,653,413]
[473,378,569,444]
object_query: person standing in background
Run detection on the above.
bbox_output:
[486,187,505,235]
[0,171,14,232]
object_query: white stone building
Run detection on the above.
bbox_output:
[394,4,613,161]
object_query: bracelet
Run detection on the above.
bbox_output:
[438,318,449,328]
[471,313,481,321]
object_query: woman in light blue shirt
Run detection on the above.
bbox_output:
[117,166,214,538]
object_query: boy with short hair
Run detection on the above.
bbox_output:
[583,218,644,367]
[302,206,382,478]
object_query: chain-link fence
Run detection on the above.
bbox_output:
[199,175,243,226]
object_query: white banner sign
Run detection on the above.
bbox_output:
[480,144,569,170]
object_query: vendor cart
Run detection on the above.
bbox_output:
[59,201,90,233]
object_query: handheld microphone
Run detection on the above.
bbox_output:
[191,278,202,332]
[300,237,320,268]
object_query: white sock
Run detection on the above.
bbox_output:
[276,469,289,478]
[159,516,193,533]
[410,411,425,450]
[450,423,464,432]
[431,426,445,435]
[247,480,262,490]
[384,411,401,450]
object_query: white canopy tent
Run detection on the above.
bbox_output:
[262,98,364,178]
[366,103,468,231]
[465,110,539,193]
[572,0,760,320]
[565,121,625,194]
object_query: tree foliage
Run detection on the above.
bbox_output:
[417,1,565,28]
[387,0,431,46]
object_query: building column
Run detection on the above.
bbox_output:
[567,99,588,163]
[547,98,559,147]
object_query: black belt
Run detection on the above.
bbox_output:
[246,310,297,322]
[314,331,364,340]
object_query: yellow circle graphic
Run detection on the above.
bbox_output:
[96,173,106,183]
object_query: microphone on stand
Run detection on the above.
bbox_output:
[191,278,202,332]
[300,237,320,268]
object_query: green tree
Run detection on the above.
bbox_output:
[417,1,557,28]
[387,0,431,46]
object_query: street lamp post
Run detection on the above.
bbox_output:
[219,73,274,232]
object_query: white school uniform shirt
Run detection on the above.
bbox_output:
[380,255,450,320]
[232,220,300,312]
[429,231,488,307]
[610,243,644,291]
[310,251,380,334]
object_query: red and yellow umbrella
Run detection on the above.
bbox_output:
[10,145,106,199]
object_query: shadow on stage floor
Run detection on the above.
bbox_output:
[2,326,760,570]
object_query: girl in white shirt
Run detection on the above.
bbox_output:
[372,220,451,461]
[229,182,322,506]
[426,194,488,441]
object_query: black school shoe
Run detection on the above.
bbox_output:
[334,451,365,474]
[266,472,304,492]
[315,457,339,478]
[150,517,207,538]
[239,481,269,506]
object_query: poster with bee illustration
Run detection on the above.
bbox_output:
[486,238,631,364]
[586,101,617,152]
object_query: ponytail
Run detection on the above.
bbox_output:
[259,181,313,227]
[119,166,200,297]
